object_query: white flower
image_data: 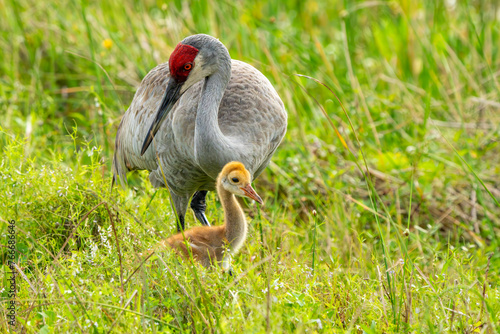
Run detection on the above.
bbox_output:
[311,319,322,329]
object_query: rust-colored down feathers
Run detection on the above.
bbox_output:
[159,225,227,268]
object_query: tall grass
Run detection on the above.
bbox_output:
[1,0,499,332]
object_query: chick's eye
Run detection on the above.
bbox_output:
[183,63,192,71]
[231,177,239,183]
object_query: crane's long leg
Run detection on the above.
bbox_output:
[190,191,211,227]
[172,194,190,231]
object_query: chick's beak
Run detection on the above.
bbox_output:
[241,184,263,205]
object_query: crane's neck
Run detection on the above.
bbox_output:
[217,183,247,254]
[194,69,240,178]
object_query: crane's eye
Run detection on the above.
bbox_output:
[183,63,193,71]
[231,177,239,183]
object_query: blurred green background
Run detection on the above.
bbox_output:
[1,0,499,332]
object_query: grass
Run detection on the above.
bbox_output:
[1,0,500,332]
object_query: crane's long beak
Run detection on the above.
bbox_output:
[141,79,183,156]
[241,184,263,205]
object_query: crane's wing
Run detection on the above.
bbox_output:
[217,60,287,178]
[112,62,171,188]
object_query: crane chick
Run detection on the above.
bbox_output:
[159,162,263,272]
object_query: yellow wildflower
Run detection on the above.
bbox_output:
[102,38,113,50]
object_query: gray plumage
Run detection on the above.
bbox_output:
[113,34,287,229]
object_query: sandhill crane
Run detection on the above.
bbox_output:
[113,34,287,231]
[159,162,262,272]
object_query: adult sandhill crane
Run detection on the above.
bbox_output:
[159,162,262,272]
[113,34,287,231]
